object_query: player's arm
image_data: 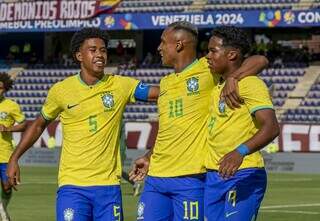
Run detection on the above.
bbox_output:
[0,121,27,132]
[134,82,159,102]
[6,115,50,189]
[129,147,154,182]
[222,55,269,108]
[218,109,279,179]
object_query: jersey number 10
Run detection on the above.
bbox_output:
[169,98,183,118]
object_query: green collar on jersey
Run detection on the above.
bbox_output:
[176,59,199,75]
[77,73,109,87]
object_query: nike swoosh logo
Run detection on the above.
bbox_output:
[225,211,238,218]
[67,104,79,109]
[159,90,167,97]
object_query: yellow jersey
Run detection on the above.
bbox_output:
[206,76,274,170]
[0,98,25,163]
[149,57,218,177]
[41,74,139,187]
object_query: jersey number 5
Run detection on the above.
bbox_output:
[89,115,97,133]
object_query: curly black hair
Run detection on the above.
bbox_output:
[212,26,251,58]
[70,27,110,63]
[0,73,13,92]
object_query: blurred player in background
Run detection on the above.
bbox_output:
[0,73,27,221]
[204,26,280,221]
[6,27,159,221]
[120,120,142,197]
[130,21,268,221]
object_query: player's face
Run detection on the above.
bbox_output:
[158,28,176,67]
[0,82,5,97]
[77,38,107,76]
[206,36,228,75]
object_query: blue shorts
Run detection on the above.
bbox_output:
[137,174,205,221]
[0,163,8,182]
[56,185,123,221]
[204,168,267,221]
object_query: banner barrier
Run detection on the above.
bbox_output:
[13,121,320,152]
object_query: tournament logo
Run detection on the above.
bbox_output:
[0,112,8,120]
[283,11,295,24]
[137,202,145,220]
[63,208,74,221]
[101,92,115,110]
[186,77,200,95]
[120,14,138,30]
[104,16,115,28]
[259,10,281,27]
[218,100,226,113]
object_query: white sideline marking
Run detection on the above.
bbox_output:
[261,203,320,209]
[261,210,320,215]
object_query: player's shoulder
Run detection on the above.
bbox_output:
[111,74,136,81]
[239,76,266,87]
[49,74,78,92]
[4,98,19,107]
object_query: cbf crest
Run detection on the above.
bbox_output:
[186,77,200,96]
[63,208,74,221]
[218,99,226,113]
[0,112,8,120]
[137,202,145,220]
[101,92,114,111]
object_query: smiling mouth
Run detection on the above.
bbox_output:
[94,61,105,66]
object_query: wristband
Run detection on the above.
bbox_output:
[236,144,250,157]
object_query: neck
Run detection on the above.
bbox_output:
[174,53,197,73]
[80,69,104,85]
[221,62,242,80]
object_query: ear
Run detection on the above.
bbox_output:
[227,50,238,61]
[75,51,82,62]
[176,40,183,52]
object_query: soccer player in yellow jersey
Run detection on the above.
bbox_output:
[6,28,158,221]
[0,73,26,221]
[204,26,279,221]
[129,22,268,221]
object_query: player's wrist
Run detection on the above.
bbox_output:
[236,144,250,157]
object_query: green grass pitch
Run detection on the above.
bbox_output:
[7,167,320,220]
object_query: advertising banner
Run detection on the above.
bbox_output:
[0,3,319,32]
[12,122,320,152]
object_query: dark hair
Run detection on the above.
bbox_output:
[168,21,198,44]
[0,73,13,92]
[70,27,109,62]
[212,26,251,57]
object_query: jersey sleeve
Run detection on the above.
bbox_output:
[11,102,25,123]
[239,76,274,114]
[41,84,63,121]
[119,76,140,103]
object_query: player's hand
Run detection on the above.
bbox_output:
[129,156,150,182]
[218,150,244,179]
[220,76,243,109]
[0,124,8,132]
[6,159,21,191]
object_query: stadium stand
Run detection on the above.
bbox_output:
[113,0,320,12]
[5,65,319,123]
[115,0,194,13]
